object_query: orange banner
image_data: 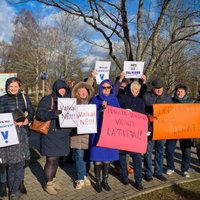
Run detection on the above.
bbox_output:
[153,104,200,140]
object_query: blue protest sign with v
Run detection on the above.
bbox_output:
[1,131,8,143]
[100,74,105,80]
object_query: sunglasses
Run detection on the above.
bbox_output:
[102,86,112,89]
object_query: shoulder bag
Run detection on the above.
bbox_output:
[29,97,54,135]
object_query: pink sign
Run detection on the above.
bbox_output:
[97,106,148,154]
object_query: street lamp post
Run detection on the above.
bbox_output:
[41,71,47,97]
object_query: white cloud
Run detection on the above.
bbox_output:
[0,0,16,43]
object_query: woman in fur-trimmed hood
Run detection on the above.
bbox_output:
[70,81,94,189]
[72,82,94,104]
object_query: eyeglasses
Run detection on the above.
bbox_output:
[102,86,112,89]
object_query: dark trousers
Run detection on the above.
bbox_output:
[8,161,24,195]
[119,151,142,185]
[166,139,191,172]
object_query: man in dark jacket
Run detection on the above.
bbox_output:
[143,79,173,182]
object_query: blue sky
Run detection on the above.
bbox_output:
[1,0,141,43]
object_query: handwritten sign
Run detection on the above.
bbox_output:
[58,98,77,127]
[97,106,148,154]
[77,105,97,134]
[0,113,19,147]
[95,61,111,84]
[123,61,144,79]
[153,104,200,140]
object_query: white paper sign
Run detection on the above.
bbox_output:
[95,61,111,84]
[58,98,77,127]
[0,113,19,148]
[77,105,97,134]
[123,61,144,78]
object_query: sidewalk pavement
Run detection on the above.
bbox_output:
[2,132,200,200]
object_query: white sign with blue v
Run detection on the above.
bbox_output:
[95,61,111,84]
[0,113,19,148]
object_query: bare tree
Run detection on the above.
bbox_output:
[11,0,200,78]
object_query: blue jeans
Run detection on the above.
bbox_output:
[72,149,89,180]
[166,139,191,172]
[7,161,24,194]
[119,151,142,185]
[166,139,177,170]
[143,140,165,177]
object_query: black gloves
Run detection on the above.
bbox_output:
[54,110,62,116]
[99,105,106,118]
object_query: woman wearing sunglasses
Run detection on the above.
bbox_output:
[90,79,120,193]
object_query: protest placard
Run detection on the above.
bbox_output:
[95,61,111,84]
[153,104,200,140]
[0,113,19,148]
[123,61,144,79]
[58,98,77,127]
[77,105,97,134]
[0,73,17,96]
[97,106,148,154]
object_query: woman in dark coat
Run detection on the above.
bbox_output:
[166,84,193,178]
[36,80,71,195]
[90,79,120,192]
[0,77,34,199]
[117,81,148,191]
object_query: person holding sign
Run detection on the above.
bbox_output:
[0,77,34,199]
[166,84,193,178]
[70,81,94,189]
[36,80,71,195]
[117,81,149,190]
[90,79,120,193]
[143,79,173,182]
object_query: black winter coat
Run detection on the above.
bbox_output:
[36,80,72,157]
[118,84,151,132]
[143,90,173,115]
[0,78,34,164]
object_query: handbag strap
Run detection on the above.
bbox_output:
[50,96,54,110]
[22,93,27,110]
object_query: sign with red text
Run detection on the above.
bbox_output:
[153,104,200,140]
[95,61,111,84]
[123,61,144,79]
[58,98,77,127]
[77,105,97,134]
[97,106,148,154]
[0,113,19,148]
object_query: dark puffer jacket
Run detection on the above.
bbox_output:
[0,77,34,164]
[143,90,173,115]
[70,82,94,150]
[36,80,72,157]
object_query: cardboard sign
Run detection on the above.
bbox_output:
[123,61,144,79]
[153,104,200,140]
[97,106,148,154]
[0,113,19,148]
[0,73,17,96]
[58,98,77,127]
[77,105,97,134]
[95,61,111,84]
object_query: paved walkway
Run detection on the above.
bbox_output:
[2,132,200,200]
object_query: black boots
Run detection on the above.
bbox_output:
[0,182,7,197]
[101,163,111,191]
[19,180,27,194]
[94,164,102,193]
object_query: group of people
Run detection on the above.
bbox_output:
[0,71,199,199]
